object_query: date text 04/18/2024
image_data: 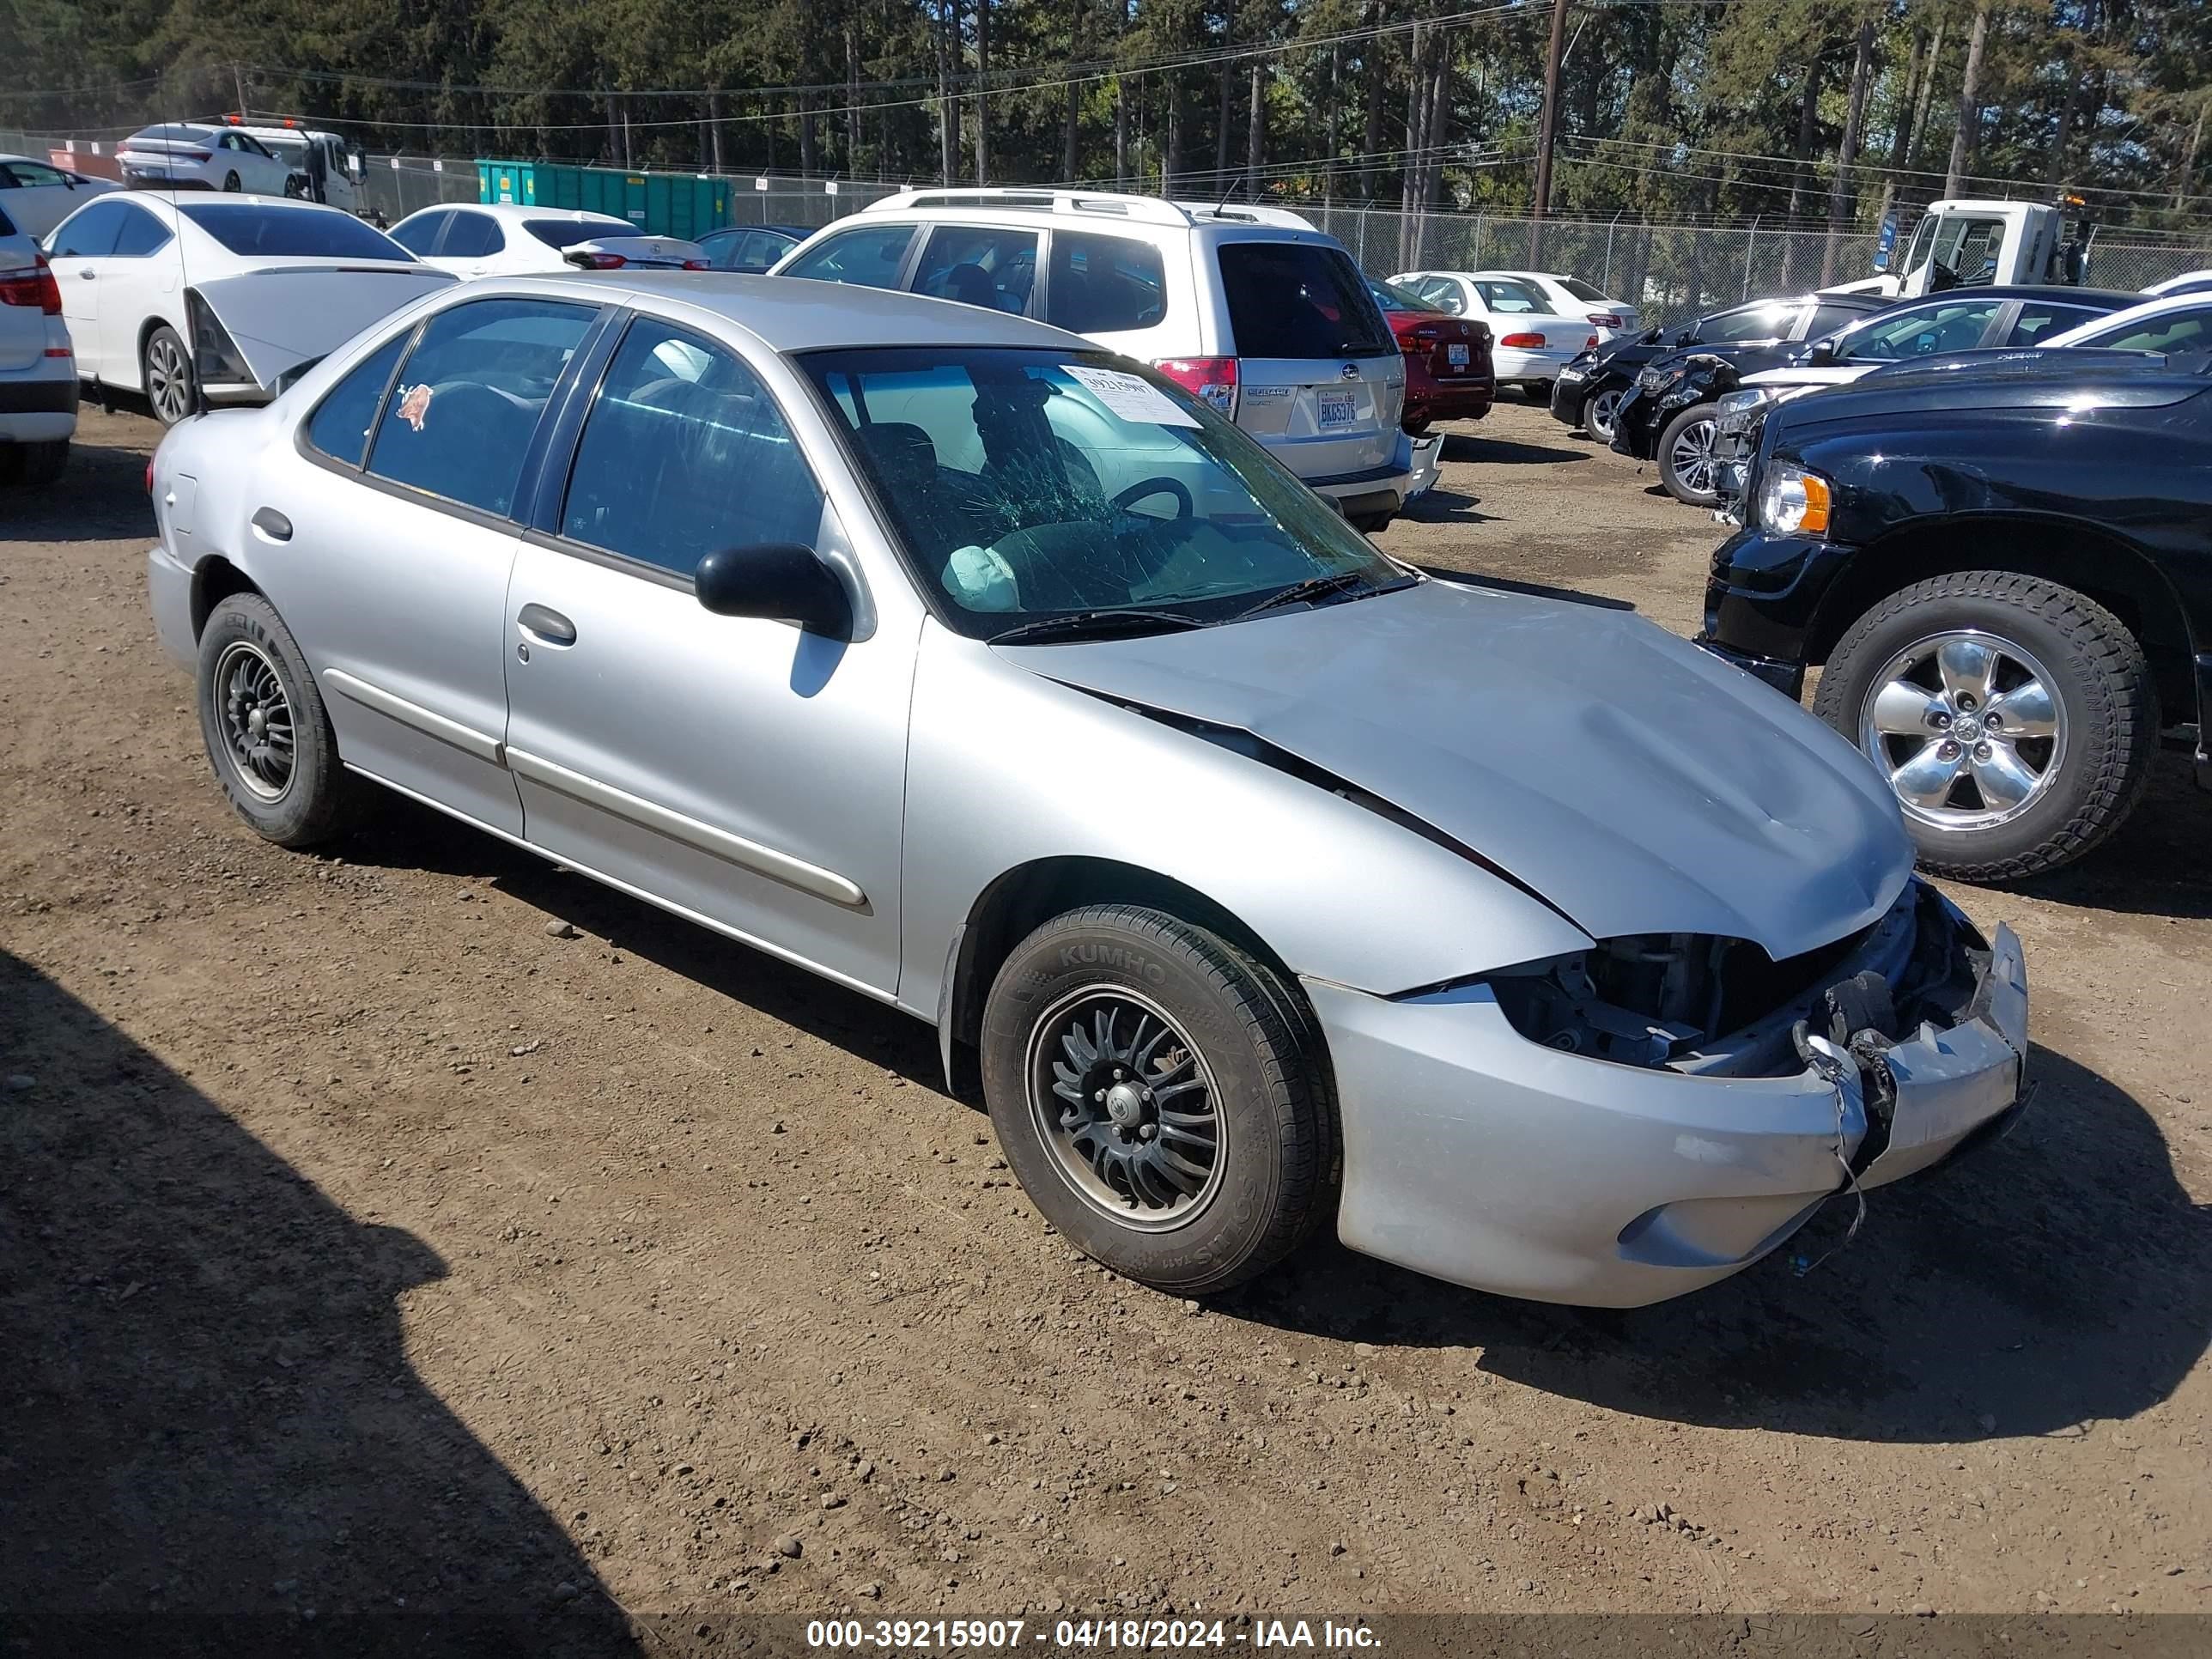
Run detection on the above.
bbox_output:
[804,1620,1381,1650]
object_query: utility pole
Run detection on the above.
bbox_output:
[233,63,249,117]
[1531,0,1568,258]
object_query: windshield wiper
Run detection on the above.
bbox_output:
[1229,570,1380,622]
[988,609,1205,646]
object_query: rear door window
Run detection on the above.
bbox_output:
[2007,301,2103,343]
[560,319,825,575]
[49,200,130,259]
[781,223,917,289]
[1841,299,2002,361]
[390,210,451,256]
[1698,303,1800,344]
[441,211,505,258]
[913,224,1038,315]
[306,332,409,467]
[1217,241,1390,358]
[1804,301,1872,338]
[1046,231,1168,333]
[365,298,598,517]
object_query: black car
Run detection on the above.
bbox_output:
[1549,291,1881,449]
[1671,287,2140,514]
[696,223,810,274]
[1698,347,2211,880]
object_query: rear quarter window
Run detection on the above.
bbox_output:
[1216,241,1390,359]
[1047,231,1168,333]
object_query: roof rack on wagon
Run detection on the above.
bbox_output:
[858,186,1316,232]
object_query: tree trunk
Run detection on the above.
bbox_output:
[1822,18,1876,282]
[1906,20,1944,170]
[936,0,957,185]
[1945,2,1990,197]
[1787,50,1824,222]
[1063,0,1082,179]
[2179,100,2209,212]
[708,89,723,173]
[1216,52,1233,184]
[847,24,861,174]
[1887,24,1926,173]
[1165,72,1184,197]
[974,0,989,185]
[1114,0,1130,185]
[799,98,818,178]
[1360,4,1385,202]
[1400,19,1428,261]
[1324,44,1341,198]
[1247,62,1265,194]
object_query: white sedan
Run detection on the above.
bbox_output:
[387,202,705,278]
[0,155,120,238]
[1467,267,1642,342]
[1388,269,1597,396]
[114,124,295,197]
[45,192,426,423]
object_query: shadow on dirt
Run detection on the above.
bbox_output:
[1398,486,1499,525]
[321,805,2208,1448]
[1990,751,2212,921]
[2,422,159,545]
[1440,433,1591,466]
[0,948,638,1656]
[1231,1044,2211,1443]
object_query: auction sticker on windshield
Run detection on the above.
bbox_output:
[1063,365,1199,428]
[1317,388,1358,428]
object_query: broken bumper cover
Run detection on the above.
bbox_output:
[1305,888,2027,1308]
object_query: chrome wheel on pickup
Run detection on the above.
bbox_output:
[1814,572,2157,882]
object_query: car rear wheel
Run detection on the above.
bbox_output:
[1580,386,1623,443]
[196,592,356,848]
[1813,572,2156,881]
[142,325,194,426]
[222,169,241,192]
[980,904,1335,1297]
[1657,402,1722,505]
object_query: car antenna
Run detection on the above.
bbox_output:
[1207,169,1242,218]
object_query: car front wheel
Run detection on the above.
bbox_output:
[980,904,1336,1297]
[1581,386,1622,443]
[1814,572,2156,881]
[196,592,356,848]
[1657,402,1722,504]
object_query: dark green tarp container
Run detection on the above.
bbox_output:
[477,161,732,240]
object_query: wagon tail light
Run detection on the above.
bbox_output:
[0,253,63,314]
[1152,356,1238,417]
[185,289,253,391]
[1499,332,1547,349]
[565,250,629,270]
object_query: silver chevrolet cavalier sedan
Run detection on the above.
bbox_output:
[144,274,2029,1307]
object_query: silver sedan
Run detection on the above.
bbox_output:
[144,274,2029,1307]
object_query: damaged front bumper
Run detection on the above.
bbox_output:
[1306,883,2028,1308]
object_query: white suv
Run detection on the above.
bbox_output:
[769,188,1415,528]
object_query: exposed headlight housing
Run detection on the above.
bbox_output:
[1756,460,1832,536]
[1716,386,1778,434]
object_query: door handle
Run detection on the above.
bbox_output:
[251,507,292,542]
[517,604,577,646]
[79,268,95,279]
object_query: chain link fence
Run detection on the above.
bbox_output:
[1307,205,2212,322]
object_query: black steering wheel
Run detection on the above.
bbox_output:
[1112,476,1194,519]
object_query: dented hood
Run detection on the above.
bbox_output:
[1000,577,1911,961]
[188,265,457,392]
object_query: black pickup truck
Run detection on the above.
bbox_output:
[1698,348,2211,881]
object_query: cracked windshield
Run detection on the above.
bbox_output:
[803,347,1406,638]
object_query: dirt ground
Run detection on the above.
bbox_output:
[3,401,2209,1654]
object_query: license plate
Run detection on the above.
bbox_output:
[1317,389,1358,429]
[1447,343,1470,367]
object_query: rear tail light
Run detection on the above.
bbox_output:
[185,289,252,391]
[146,459,155,494]
[1499,332,1547,349]
[179,149,211,164]
[0,253,62,314]
[1588,313,1624,328]
[565,250,629,270]
[1152,356,1239,418]
[1584,334,1600,350]
[681,258,710,270]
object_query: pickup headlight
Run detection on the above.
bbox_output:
[1756,461,1832,536]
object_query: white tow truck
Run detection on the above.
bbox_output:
[1842,194,2094,300]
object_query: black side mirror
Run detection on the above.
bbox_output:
[1671,327,1695,347]
[1808,338,1838,364]
[695,544,851,636]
